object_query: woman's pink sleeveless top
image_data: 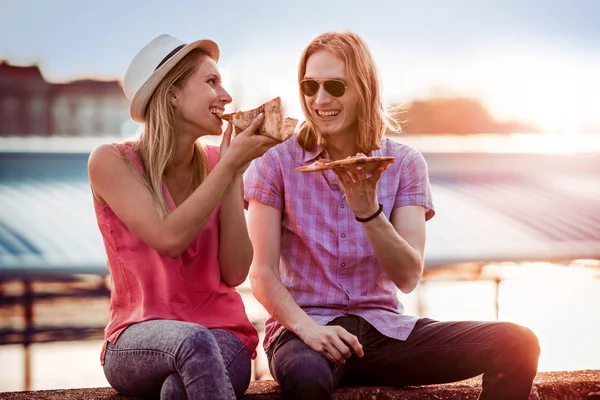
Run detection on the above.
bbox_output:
[94,142,258,363]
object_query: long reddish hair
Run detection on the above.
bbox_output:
[296,31,399,153]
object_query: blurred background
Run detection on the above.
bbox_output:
[1,0,599,393]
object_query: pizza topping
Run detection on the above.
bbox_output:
[297,155,396,173]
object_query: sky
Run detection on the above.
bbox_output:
[1,0,600,131]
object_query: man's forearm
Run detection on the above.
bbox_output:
[362,213,423,293]
[251,268,316,333]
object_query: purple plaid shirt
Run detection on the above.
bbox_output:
[244,134,435,352]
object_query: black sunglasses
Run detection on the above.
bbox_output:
[300,79,347,97]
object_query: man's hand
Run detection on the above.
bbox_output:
[334,166,385,219]
[296,322,364,364]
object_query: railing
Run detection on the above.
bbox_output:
[9,262,561,391]
[0,276,268,391]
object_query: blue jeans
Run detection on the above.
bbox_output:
[103,320,251,399]
[268,315,540,400]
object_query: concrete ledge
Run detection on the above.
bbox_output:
[1,370,599,399]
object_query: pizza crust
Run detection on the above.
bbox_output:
[296,158,334,172]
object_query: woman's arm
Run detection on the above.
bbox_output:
[218,174,253,286]
[88,143,239,258]
[89,116,276,258]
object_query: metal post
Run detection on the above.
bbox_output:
[23,279,33,391]
[494,278,501,321]
[417,280,426,317]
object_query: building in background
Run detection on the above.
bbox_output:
[0,61,129,137]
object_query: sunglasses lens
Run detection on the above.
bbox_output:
[324,80,346,97]
[300,80,319,96]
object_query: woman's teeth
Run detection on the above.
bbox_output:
[209,108,223,117]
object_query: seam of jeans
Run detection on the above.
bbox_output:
[362,342,497,353]
[270,339,289,381]
[487,339,518,368]
[105,347,177,358]
[270,329,291,357]
[358,320,364,341]
[224,343,248,369]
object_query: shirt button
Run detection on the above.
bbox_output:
[341,262,346,267]
[340,204,345,208]
[341,233,346,238]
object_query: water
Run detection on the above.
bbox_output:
[1,262,599,392]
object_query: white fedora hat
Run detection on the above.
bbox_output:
[123,34,219,122]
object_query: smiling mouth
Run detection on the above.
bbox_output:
[316,110,340,118]
[210,108,224,122]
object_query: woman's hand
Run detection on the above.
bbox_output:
[219,114,279,172]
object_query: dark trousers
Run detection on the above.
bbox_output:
[267,315,540,400]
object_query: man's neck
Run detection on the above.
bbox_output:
[323,134,360,161]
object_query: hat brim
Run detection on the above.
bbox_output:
[129,39,219,123]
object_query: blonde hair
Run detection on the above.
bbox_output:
[126,49,211,217]
[296,31,399,153]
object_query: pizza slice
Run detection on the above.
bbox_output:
[327,153,396,174]
[297,153,395,173]
[280,117,298,141]
[221,97,297,142]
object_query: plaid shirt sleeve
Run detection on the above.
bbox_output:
[394,148,435,221]
[243,150,284,211]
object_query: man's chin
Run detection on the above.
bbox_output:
[318,128,342,137]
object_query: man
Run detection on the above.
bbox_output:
[244,31,540,400]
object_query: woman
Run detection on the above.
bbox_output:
[88,34,278,399]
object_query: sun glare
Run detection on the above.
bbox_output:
[496,263,600,371]
[405,262,600,372]
[465,51,600,134]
